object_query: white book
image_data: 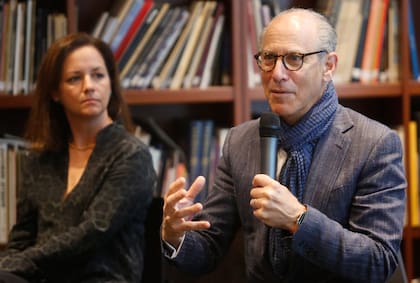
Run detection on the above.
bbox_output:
[23,0,36,94]
[183,4,215,89]
[92,11,109,38]
[334,0,363,83]
[200,14,225,89]
[12,2,24,95]
[169,1,210,90]
[0,142,8,244]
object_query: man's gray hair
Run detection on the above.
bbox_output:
[259,8,337,52]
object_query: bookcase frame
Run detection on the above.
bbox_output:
[0,0,419,280]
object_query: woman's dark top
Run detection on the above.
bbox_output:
[0,123,156,283]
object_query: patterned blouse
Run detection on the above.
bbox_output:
[0,123,156,283]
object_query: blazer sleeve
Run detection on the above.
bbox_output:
[292,127,406,283]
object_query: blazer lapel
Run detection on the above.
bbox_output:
[303,106,353,211]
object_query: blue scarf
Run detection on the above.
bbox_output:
[269,81,338,278]
[278,81,338,201]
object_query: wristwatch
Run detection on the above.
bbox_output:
[296,210,306,226]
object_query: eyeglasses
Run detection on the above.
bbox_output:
[254,50,327,72]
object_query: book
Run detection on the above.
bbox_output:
[91,11,109,38]
[182,4,215,89]
[119,2,165,82]
[114,0,154,62]
[169,1,211,90]
[408,0,420,81]
[188,120,204,199]
[122,3,170,88]
[198,120,214,202]
[251,0,263,44]
[23,0,36,94]
[378,17,389,82]
[12,1,25,95]
[316,0,342,28]
[0,141,7,243]
[387,0,399,82]
[0,0,6,92]
[370,0,389,82]
[110,0,144,52]
[408,120,420,226]
[246,0,261,87]
[191,2,224,88]
[357,0,389,83]
[351,0,370,82]
[200,10,225,88]
[101,0,134,43]
[333,0,363,84]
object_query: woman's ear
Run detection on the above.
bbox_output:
[323,52,338,82]
[52,92,60,103]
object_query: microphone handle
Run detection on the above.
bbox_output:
[260,136,277,179]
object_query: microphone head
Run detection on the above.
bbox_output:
[259,112,280,138]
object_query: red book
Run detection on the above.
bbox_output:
[114,0,154,62]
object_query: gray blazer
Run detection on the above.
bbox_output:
[172,105,406,283]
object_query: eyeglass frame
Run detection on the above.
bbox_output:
[253,50,328,72]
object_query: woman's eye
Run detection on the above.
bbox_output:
[92,72,105,79]
[66,76,80,83]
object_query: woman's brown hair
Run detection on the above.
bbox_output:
[24,32,133,152]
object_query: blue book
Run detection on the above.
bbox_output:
[408,0,420,81]
[110,0,144,52]
[351,0,370,82]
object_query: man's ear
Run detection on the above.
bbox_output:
[323,52,338,82]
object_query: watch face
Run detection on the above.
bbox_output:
[297,211,306,225]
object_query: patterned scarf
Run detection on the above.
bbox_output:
[278,81,338,201]
[269,81,338,278]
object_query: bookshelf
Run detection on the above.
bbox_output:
[0,0,420,281]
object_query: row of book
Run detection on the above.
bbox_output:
[0,137,27,244]
[0,0,68,95]
[246,0,400,86]
[92,0,230,90]
[331,0,399,84]
[140,118,229,201]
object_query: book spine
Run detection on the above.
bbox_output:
[408,0,420,81]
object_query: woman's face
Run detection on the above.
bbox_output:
[54,45,112,126]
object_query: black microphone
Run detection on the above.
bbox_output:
[259,112,280,179]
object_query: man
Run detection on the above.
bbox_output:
[161,8,406,283]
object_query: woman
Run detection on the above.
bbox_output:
[0,33,156,282]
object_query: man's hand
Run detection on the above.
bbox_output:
[250,174,306,233]
[161,176,211,248]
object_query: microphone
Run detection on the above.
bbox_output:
[259,112,280,179]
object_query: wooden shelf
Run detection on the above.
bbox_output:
[407,81,420,95]
[124,86,234,104]
[0,95,34,108]
[247,82,403,101]
[0,86,234,109]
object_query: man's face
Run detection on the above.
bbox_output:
[259,13,334,125]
